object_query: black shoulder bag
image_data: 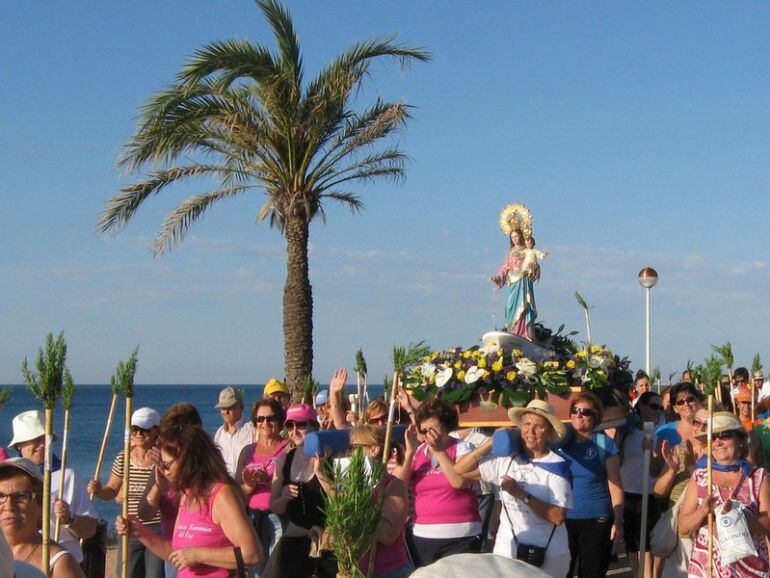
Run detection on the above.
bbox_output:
[500,461,556,568]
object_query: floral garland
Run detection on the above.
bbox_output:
[405,343,631,408]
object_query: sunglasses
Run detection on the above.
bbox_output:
[675,396,696,406]
[417,427,436,436]
[714,430,737,441]
[368,415,388,425]
[160,457,176,471]
[285,420,310,430]
[570,407,596,419]
[693,419,707,428]
[254,415,280,424]
[131,426,150,435]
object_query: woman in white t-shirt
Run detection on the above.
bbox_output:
[455,400,572,577]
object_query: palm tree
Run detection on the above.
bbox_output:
[98,0,429,395]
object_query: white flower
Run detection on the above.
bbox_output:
[588,355,609,369]
[435,366,453,388]
[515,359,538,376]
[478,344,497,357]
[464,366,484,384]
[420,362,437,378]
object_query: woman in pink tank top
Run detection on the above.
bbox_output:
[397,398,481,568]
[235,399,289,575]
[116,425,261,577]
[349,425,413,578]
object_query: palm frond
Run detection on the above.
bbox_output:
[574,291,590,310]
[319,191,364,214]
[177,39,277,90]
[153,186,251,256]
[0,388,10,407]
[651,367,661,383]
[711,342,734,372]
[314,149,408,191]
[257,0,303,92]
[752,353,762,375]
[98,164,235,234]
[392,341,430,375]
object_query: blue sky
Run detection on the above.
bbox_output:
[2,1,770,384]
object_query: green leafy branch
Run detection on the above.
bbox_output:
[355,349,368,376]
[111,347,139,397]
[22,332,67,410]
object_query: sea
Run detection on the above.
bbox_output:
[0,383,386,529]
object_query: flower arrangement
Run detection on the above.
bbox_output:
[406,343,631,409]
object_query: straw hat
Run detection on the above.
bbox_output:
[507,399,567,441]
[9,410,57,449]
[753,370,764,381]
[694,411,746,442]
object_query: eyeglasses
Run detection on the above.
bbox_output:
[570,407,596,419]
[417,427,436,436]
[160,457,176,471]
[0,491,35,506]
[285,421,309,430]
[675,396,697,406]
[693,419,707,428]
[714,431,737,441]
[131,426,150,435]
[254,415,279,424]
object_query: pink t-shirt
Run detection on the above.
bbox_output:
[411,440,480,526]
[358,474,410,575]
[171,483,232,578]
[243,440,288,511]
[0,448,9,461]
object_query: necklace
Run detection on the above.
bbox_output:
[23,543,39,563]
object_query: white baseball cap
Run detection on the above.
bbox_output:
[131,407,160,429]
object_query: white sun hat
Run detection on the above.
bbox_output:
[9,410,56,449]
[507,399,567,441]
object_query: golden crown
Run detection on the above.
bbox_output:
[499,203,532,235]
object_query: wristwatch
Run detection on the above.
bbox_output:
[522,493,531,505]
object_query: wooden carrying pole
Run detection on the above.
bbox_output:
[121,395,133,578]
[42,408,54,576]
[53,407,71,542]
[356,371,363,423]
[367,371,399,578]
[638,421,653,578]
[707,395,714,578]
[92,393,118,498]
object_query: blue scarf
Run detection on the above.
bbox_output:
[695,455,752,477]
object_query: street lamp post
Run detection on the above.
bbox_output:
[638,267,659,376]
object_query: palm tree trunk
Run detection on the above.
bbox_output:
[283,216,313,399]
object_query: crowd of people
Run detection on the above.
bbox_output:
[1,368,770,577]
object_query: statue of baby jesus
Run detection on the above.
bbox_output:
[521,235,548,281]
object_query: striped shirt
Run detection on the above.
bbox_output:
[111,452,162,526]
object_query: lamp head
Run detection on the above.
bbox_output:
[638,267,659,289]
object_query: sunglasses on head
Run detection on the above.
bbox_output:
[254,415,279,424]
[714,430,737,441]
[285,420,309,430]
[675,396,696,406]
[570,407,596,419]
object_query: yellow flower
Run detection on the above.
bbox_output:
[478,358,487,368]
[512,349,522,357]
[566,360,576,369]
[591,345,603,353]
[482,370,490,379]
[457,370,466,381]
[506,371,517,381]
[492,360,503,372]
[454,361,462,370]
[577,350,587,359]
[497,348,505,357]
